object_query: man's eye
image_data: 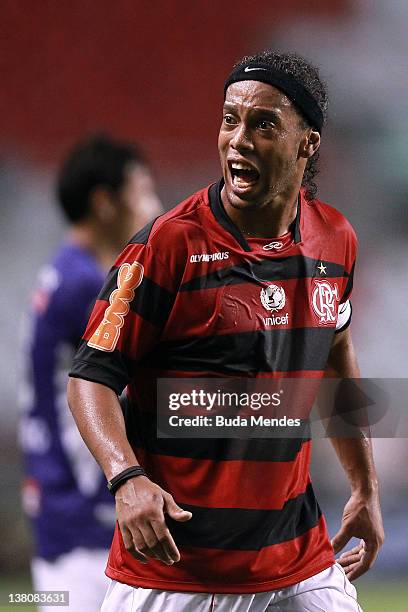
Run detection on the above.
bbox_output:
[258,120,273,130]
[223,115,237,125]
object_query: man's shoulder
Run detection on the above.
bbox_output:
[129,184,211,248]
[306,196,357,244]
[35,243,102,313]
[52,242,101,279]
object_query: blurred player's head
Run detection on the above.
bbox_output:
[219,51,328,210]
[57,134,162,249]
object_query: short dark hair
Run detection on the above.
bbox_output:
[233,51,328,201]
[57,134,145,223]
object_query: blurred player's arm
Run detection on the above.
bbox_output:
[67,378,192,565]
[324,327,385,580]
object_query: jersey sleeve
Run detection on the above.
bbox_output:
[69,239,178,394]
[335,222,357,333]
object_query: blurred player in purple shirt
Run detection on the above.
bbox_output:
[19,134,162,611]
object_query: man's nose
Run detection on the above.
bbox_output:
[230,123,253,151]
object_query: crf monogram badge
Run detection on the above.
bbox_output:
[311,280,339,324]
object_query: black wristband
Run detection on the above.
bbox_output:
[107,466,147,496]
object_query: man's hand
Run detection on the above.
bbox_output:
[331,490,385,581]
[337,539,365,574]
[115,476,192,565]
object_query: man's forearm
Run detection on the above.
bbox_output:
[324,327,379,494]
[67,377,139,480]
[330,436,379,495]
[67,377,192,565]
[323,327,384,578]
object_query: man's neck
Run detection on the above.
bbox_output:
[221,186,300,239]
[68,224,118,272]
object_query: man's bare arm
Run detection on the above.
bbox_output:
[67,378,192,565]
[324,327,384,581]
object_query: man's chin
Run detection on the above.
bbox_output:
[224,183,262,210]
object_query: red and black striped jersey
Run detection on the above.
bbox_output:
[69,179,357,593]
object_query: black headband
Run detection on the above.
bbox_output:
[224,62,324,133]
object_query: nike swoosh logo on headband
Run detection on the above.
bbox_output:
[244,66,268,72]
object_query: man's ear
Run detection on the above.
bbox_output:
[299,129,320,159]
[89,187,116,223]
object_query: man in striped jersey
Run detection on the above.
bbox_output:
[68,51,384,611]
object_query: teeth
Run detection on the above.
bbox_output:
[233,175,253,187]
[231,162,253,171]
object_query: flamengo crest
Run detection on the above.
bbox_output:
[260,284,286,312]
[311,280,339,324]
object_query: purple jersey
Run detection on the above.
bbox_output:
[19,243,115,559]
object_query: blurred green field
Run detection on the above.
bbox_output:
[0,576,38,612]
[0,575,407,611]
[358,583,408,612]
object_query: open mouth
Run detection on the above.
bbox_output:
[228,161,260,189]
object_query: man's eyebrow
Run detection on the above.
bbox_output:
[252,107,281,120]
[223,102,238,111]
[223,102,281,119]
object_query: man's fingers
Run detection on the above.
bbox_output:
[116,485,191,564]
[120,519,179,566]
[331,527,352,554]
[337,553,361,567]
[151,519,181,563]
[163,493,193,522]
[153,540,175,565]
[120,526,148,564]
[347,561,369,581]
[339,541,364,558]
[137,522,174,565]
[346,542,380,581]
[337,540,365,566]
[161,538,180,563]
[343,561,360,576]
